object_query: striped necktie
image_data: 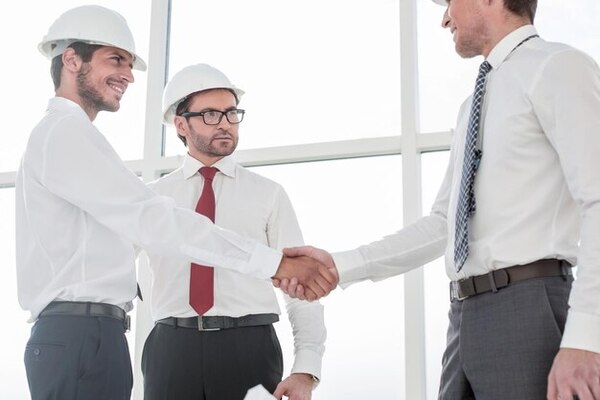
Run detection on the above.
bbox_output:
[454,60,492,271]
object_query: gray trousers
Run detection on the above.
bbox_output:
[24,315,133,400]
[438,275,572,400]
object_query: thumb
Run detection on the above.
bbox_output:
[272,383,285,399]
[283,246,311,257]
[283,246,305,257]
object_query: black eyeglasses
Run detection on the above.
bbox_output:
[180,109,245,125]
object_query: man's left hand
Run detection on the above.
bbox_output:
[272,373,314,400]
[547,348,600,400]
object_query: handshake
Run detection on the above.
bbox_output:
[272,246,339,301]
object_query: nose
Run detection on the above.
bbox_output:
[217,114,231,128]
[121,66,134,84]
[442,8,451,29]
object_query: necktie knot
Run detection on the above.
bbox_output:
[479,60,492,76]
[200,166,218,181]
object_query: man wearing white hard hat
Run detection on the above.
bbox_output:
[141,63,325,400]
[281,0,600,399]
[16,6,335,400]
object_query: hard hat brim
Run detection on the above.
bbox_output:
[38,39,147,71]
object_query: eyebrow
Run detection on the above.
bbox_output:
[193,106,238,112]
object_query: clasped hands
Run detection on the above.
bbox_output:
[272,246,338,301]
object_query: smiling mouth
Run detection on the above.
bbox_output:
[108,82,126,97]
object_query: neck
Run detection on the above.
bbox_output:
[481,11,531,57]
[55,88,98,121]
[188,151,223,167]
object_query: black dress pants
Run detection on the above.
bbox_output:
[24,315,133,400]
[142,323,284,400]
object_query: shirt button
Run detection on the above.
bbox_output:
[33,348,40,356]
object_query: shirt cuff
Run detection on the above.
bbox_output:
[561,310,600,354]
[291,349,322,382]
[249,244,283,279]
[332,249,369,289]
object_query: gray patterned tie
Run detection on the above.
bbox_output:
[454,60,492,271]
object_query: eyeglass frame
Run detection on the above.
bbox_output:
[179,108,246,125]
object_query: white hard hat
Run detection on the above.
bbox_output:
[432,0,446,5]
[162,63,244,125]
[38,5,147,71]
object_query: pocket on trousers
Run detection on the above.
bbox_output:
[25,342,67,389]
[541,278,570,337]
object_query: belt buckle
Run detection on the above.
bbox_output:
[198,316,220,332]
[124,315,131,332]
[449,281,468,302]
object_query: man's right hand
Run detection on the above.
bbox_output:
[273,246,339,300]
[272,254,337,301]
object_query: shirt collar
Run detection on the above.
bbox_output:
[48,96,91,120]
[486,25,538,69]
[182,153,237,180]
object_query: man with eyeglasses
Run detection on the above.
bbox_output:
[141,63,325,400]
[17,6,335,400]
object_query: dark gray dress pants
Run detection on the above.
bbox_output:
[142,323,284,400]
[438,275,572,400]
[24,315,133,400]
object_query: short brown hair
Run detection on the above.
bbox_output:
[504,0,537,22]
[50,42,102,90]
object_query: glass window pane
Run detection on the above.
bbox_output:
[0,188,31,398]
[417,1,600,134]
[536,0,600,61]
[251,155,405,398]
[421,151,451,399]
[1,1,150,170]
[166,0,401,156]
[417,1,479,134]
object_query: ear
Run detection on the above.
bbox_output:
[174,116,189,138]
[61,47,82,73]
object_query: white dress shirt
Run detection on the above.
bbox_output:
[147,153,325,378]
[334,25,600,353]
[16,97,282,322]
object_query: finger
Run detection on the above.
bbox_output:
[304,288,318,302]
[591,381,600,400]
[306,279,326,300]
[547,370,559,400]
[572,386,592,400]
[287,277,299,293]
[314,274,334,297]
[283,246,310,258]
[272,384,284,399]
[294,284,307,301]
[279,278,290,292]
[317,264,338,287]
[272,278,281,288]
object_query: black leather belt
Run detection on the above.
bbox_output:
[39,301,131,331]
[450,259,572,302]
[156,313,279,331]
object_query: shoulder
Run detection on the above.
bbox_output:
[528,40,597,72]
[147,168,185,192]
[234,164,285,191]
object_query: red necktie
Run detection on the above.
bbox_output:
[189,166,218,315]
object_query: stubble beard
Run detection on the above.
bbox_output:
[77,64,119,114]
[190,131,238,159]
